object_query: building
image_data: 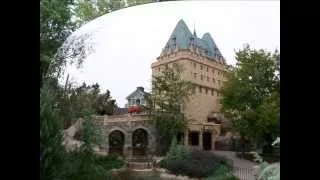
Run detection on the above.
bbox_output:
[151,19,229,150]
[125,86,150,108]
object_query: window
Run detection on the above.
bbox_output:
[201,75,203,81]
[212,78,215,83]
[207,76,209,82]
[200,65,203,70]
[194,73,197,78]
[207,67,209,72]
[194,63,196,68]
[211,89,214,96]
[212,69,215,74]
[136,99,140,105]
[158,68,160,72]
[199,86,202,93]
[205,88,208,94]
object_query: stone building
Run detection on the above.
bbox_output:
[151,19,229,150]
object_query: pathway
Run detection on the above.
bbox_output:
[213,150,257,180]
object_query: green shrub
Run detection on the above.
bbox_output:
[251,137,280,180]
[205,164,239,180]
[162,147,233,179]
[167,137,191,161]
[112,169,162,180]
[236,151,256,162]
[62,152,124,180]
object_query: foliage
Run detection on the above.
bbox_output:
[57,81,116,128]
[251,137,280,180]
[40,0,75,86]
[160,147,233,179]
[149,65,195,155]
[166,137,191,161]
[40,0,131,179]
[204,165,239,180]
[221,45,280,152]
[62,152,123,180]
[112,169,162,180]
[40,82,68,180]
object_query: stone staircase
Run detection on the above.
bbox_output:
[126,156,154,171]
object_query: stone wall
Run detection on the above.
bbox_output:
[151,49,229,124]
[94,114,156,157]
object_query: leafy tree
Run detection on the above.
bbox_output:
[57,81,117,128]
[40,0,75,87]
[149,65,195,155]
[40,0,131,179]
[221,45,280,155]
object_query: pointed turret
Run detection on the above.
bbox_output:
[162,19,193,54]
[161,19,225,62]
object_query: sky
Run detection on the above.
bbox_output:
[64,1,280,107]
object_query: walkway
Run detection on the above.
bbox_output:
[213,151,257,180]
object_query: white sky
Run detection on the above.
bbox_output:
[64,1,280,107]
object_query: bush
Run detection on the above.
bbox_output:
[205,164,239,180]
[236,151,256,162]
[167,137,191,161]
[62,152,124,180]
[161,147,233,179]
[112,169,162,180]
[94,155,124,170]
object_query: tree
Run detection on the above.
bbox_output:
[149,65,195,155]
[221,45,280,155]
[40,0,75,87]
[40,0,130,179]
[57,82,117,128]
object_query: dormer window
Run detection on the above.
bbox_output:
[189,37,195,46]
[136,99,140,105]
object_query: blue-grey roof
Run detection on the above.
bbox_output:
[162,19,225,61]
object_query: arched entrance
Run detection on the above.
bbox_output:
[132,128,148,156]
[109,130,125,156]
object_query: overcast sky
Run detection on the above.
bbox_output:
[64,1,280,107]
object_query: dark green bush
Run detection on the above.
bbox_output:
[236,152,255,161]
[61,152,124,180]
[162,149,233,179]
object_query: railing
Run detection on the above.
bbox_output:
[233,167,256,180]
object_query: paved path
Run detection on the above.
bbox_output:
[213,151,257,180]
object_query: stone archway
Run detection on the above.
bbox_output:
[132,128,148,156]
[109,130,125,156]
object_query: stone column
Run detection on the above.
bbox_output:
[125,133,132,158]
[184,130,189,146]
[199,131,203,150]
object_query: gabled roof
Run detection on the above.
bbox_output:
[126,87,150,100]
[161,19,225,61]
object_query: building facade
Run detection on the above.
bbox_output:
[151,19,229,150]
[125,86,150,108]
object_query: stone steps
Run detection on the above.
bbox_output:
[126,156,154,170]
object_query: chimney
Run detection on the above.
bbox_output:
[137,87,144,92]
